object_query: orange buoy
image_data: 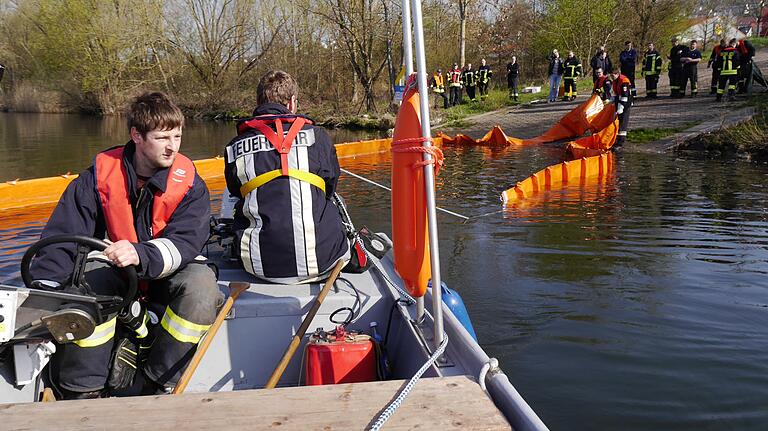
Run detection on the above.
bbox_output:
[390,76,434,298]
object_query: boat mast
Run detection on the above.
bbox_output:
[409,0,444,348]
[402,0,414,76]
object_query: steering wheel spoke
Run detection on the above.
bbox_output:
[21,235,139,320]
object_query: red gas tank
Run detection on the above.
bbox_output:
[305,327,377,385]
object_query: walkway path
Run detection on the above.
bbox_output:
[439,48,767,150]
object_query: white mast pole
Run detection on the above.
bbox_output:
[410,0,444,348]
[402,0,414,76]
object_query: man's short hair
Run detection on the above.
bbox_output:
[127,92,184,137]
[625,41,632,45]
[610,66,621,74]
[256,70,299,107]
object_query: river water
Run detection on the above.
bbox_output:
[2,112,768,430]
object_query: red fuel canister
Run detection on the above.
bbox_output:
[305,326,377,385]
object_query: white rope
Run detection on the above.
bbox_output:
[368,333,449,431]
[478,357,499,393]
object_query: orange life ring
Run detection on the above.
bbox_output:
[390,76,433,298]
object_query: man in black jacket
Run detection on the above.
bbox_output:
[31,92,220,398]
[668,36,687,98]
[506,56,520,101]
[590,46,612,83]
[224,70,349,284]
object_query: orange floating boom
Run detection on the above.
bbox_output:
[500,152,615,204]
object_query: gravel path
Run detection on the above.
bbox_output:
[439,48,767,141]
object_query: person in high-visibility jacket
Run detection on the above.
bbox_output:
[681,40,702,97]
[610,67,632,147]
[562,51,582,101]
[477,58,493,99]
[447,63,463,106]
[462,63,478,102]
[715,38,741,102]
[736,39,756,93]
[707,39,726,95]
[668,36,687,98]
[592,67,612,102]
[430,68,448,109]
[641,42,662,98]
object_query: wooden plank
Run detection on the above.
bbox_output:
[1,376,511,431]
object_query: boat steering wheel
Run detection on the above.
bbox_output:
[20,235,139,318]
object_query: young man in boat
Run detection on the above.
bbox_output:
[30,92,221,399]
[224,70,350,284]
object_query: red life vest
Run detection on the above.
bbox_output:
[612,74,631,98]
[95,146,195,242]
[594,75,608,92]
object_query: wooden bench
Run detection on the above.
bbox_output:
[2,376,511,430]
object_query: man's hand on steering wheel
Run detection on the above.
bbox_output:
[104,240,141,268]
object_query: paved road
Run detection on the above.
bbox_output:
[441,48,767,140]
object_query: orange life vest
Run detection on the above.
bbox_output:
[95,146,195,242]
[612,74,631,98]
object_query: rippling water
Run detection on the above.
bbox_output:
[2,113,768,430]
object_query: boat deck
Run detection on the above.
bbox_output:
[2,376,511,430]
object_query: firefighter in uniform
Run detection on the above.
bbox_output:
[448,63,463,106]
[478,58,493,100]
[562,51,582,101]
[610,67,632,147]
[619,41,638,98]
[506,56,520,101]
[430,68,448,109]
[31,92,220,398]
[681,40,702,97]
[736,39,756,93]
[668,37,686,97]
[592,68,612,102]
[641,42,662,98]
[715,39,741,102]
[462,63,478,102]
[707,39,726,95]
[224,70,350,284]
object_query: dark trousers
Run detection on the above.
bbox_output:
[710,69,720,94]
[669,67,683,96]
[449,86,461,106]
[681,67,698,96]
[627,73,636,97]
[465,85,476,101]
[54,262,221,392]
[434,91,448,109]
[508,77,519,100]
[645,75,659,98]
[562,78,577,99]
[478,82,489,98]
[739,60,753,93]
[616,102,631,145]
[717,73,739,100]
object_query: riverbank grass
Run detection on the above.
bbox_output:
[436,88,540,128]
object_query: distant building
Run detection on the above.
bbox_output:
[679,16,747,46]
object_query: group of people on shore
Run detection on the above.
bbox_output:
[429,59,494,108]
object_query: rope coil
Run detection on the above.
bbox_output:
[391,137,445,176]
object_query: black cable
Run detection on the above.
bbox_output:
[384,299,410,347]
[328,278,361,327]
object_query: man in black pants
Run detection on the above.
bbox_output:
[477,58,493,100]
[506,56,520,101]
[707,39,726,95]
[619,41,638,98]
[642,42,662,98]
[611,67,632,147]
[681,40,702,97]
[668,36,687,97]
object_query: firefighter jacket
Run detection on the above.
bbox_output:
[448,67,463,87]
[737,40,756,61]
[715,46,740,76]
[669,44,687,69]
[593,75,612,100]
[612,74,632,114]
[590,54,612,76]
[619,48,638,75]
[478,65,493,84]
[708,45,723,68]
[430,73,445,93]
[31,142,211,283]
[548,56,564,76]
[563,57,582,79]
[224,103,349,284]
[461,68,478,87]
[642,50,662,76]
